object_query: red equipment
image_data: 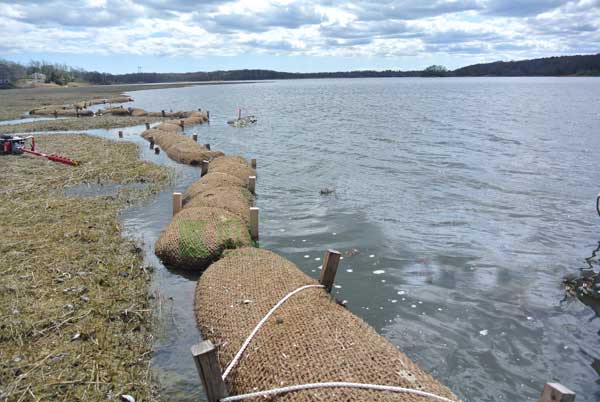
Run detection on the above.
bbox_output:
[0,134,79,166]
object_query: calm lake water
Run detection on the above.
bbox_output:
[117,78,600,402]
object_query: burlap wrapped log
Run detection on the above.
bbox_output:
[195,248,459,402]
[76,109,94,116]
[130,108,147,116]
[183,172,247,203]
[208,156,255,181]
[156,122,181,132]
[155,207,251,270]
[146,111,164,117]
[183,186,253,223]
[88,98,107,105]
[107,96,133,103]
[155,133,188,151]
[165,142,224,165]
[140,128,162,141]
[30,105,70,115]
[182,116,205,125]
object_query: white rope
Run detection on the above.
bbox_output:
[219,382,457,402]
[218,285,457,402]
[221,284,325,380]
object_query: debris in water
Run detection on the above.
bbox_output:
[121,395,135,402]
[479,329,488,336]
[373,269,385,275]
[227,115,257,128]
[320,187,335,195]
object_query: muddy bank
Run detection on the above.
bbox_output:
[0,134,170,401]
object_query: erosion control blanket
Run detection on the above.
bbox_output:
[194,248,459,402]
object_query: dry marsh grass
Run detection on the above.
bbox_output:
[0,115,167,134]
[0,84,191,121]
[0,134,171,401]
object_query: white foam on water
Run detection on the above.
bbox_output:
[373,269,385,275]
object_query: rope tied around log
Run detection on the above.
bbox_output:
[218,283,459,402]
[221,284,325,380]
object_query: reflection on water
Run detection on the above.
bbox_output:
[28,77,600,401]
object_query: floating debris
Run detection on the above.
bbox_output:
[373,269,385,275]
[227,115,257,128]
[320,187,335,195]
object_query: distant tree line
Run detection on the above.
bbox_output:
[453,54,600,76]
[1,53,598,88]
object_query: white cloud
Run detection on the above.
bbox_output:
[0,0,597,67]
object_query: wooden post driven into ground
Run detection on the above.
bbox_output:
[250,207,259,241]
[192,134,198,142]
[172,192,182,216]
[145,122,150,129]
[248,176,256,195]
[191,341,228,402]
[319,249,341,293]
[250,158,256,169]
[539,383,576,402]
[201,160,209,177]
[118,130,123,138]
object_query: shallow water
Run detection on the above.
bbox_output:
[38,77,600,401]
[0,116,67,125]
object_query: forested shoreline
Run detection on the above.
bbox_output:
[1,53,599,88]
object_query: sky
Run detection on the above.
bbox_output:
[0,0,599,74]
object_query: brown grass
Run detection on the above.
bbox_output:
[0,134,171,402]
[0,84,192,121]
[0,115,167,135]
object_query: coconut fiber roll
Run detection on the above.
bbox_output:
[183,172,248,203]
[155,207,251,270]
[195,248,459,402]
[208,156,256,181]
[183,186,254,223]
[165,142,224,165]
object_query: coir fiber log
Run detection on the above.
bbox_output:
[208,156,256,182]
[107,96,133,104]
[183,172,247,203]
[156,122,182,132]
[165,143,224,165]
[155,207,251,270]
[195,248,459,402]
[184,186,254,223]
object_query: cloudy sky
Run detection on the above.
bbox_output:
[1,0,599,73]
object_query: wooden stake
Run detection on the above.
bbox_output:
[180,120,185,131]
[118,131,123,138]
[145,122,150,129]
[201,160,209,177]
[191,341,228,402]
[250,158,257,169]
[248,176,256,195]
[539,383,575,402]
[161,110,165,117]
[149,140,154,149]
[154,147,160,155]
[204,143,211,150]
[250,207,259,241]
[172,192,182,216]
[192,134,198,142]
[319,249,341,293]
